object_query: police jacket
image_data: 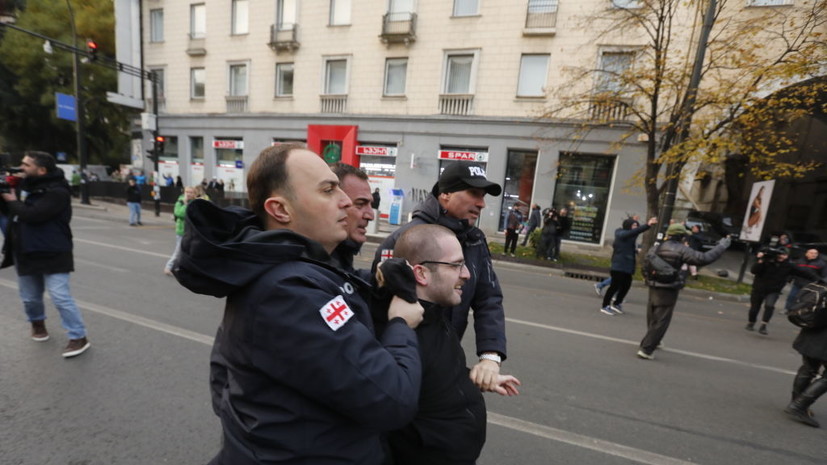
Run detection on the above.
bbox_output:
[387,301,486,465]
[175,200,422,465]
[646,237,728,289]
[611,220,651,274]
[1,170,74,276]
[372,194,507,359]
[751,258,819,294]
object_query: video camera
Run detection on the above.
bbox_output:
[758,235,788,259]
[0,154,22,195]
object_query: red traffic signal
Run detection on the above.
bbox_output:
[155,135,165,143]
[86,39,98,60]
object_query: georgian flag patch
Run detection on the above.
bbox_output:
[380,249,394,262]
[319,295,354,331]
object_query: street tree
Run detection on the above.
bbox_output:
[0,0,131,166]
[544,0,826,244]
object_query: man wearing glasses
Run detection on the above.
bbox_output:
[383,224,520,464]
[373,163,507,392]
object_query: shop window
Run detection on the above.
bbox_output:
[498,150,537,230]
[552,152,615,244]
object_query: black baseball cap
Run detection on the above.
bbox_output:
[431,163,502,197]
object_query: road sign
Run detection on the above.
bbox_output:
[56,93,77,122]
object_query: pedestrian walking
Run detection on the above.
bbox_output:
[164,186,196,276]
[551,207,572,261]
[0,152,90,358]
[126,178,142,226]
[521,204,541,246]
[175,144,424,464]
[504,206,523,256]
[373,162,508,392]
[784,325,827,427]
[538,208,559,260]
[371,187,381,210]
[600,216,657,315]
[747,247,820,335]
[785,249,827,311]
[636,223,730,360]
[152,182,162,217]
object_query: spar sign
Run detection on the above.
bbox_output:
[438,150,489,162]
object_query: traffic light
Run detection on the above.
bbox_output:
[154,135,165,156]
[86,39,98,61]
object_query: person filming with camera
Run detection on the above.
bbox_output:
[0,152,90,358]
[747,245,822,336]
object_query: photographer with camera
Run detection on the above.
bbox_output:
[0,152,90,358]
[747,246,821,336]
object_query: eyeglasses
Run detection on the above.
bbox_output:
[419,260,465,269]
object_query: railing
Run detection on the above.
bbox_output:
[439,94,474,116]
[589,98,632,121]
[225,95,248,113]
[269,23,299,52]
[380,12,417,45]
[525,0,558,28]
[320,94,347,113]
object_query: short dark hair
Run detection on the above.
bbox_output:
[25,151,57,173]
[330,162,368,183]
[394,224,455,267]
[247,143,304,220]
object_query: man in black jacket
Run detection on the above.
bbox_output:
[747,248,821,335]
[784,248,827,312]
[521,203,541,246]
[637,223,730,360]
[0,152,90,358]
[175,145,424,464]
[329,162,375,274]
[388,224,520,465]
[373,163,506,392]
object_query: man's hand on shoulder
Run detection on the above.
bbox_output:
[470,358,500,391]
[388,295,423,329]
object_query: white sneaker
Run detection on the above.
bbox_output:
[600,306,616,316]
[594,283,602,296]
[636,350,654,360]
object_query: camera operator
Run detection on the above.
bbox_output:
[0,152,90,358]
[746,247,821,336]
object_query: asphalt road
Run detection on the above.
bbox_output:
[0,203,824,464]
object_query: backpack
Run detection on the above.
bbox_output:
[642,242,680,284]
[787,282,827,329]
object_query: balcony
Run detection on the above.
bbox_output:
[380,12,417,46]
[439,94,474,116]
[524,0,557,36]
[269,24,299,52]
[589,98,632,122]
[320,95,347,113]
[225,95,249,113]
[186,33,206,56]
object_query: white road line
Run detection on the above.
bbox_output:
[74,258,130,273]
[488,413,697,465]
[506,317,796,375]
[74,238,170,258]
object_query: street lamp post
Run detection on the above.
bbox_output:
[65,0,89,205]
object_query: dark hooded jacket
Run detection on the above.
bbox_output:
[1,169,73,275]
[610,219,650,274]
[646,236,729,289]
[388,301,486,465]
[751,256,820,294]
[372,194,506,359]
[175,200,421,465]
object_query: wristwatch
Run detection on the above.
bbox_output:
[479,352,502,366]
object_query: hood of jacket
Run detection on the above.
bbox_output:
[411,194,485,245]
[622,218,639,230]
[174,199,332,298]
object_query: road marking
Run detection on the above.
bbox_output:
[75,238,170,258]
[506,317,796,375]
[74,258,130,273]
[488,412,697,465]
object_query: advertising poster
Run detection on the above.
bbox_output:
[740,180,775,242]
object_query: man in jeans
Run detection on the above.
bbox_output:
[0,151,90,358]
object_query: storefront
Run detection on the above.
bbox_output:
[356,144,397,219]
[551,152,615,244]
[213,138,245,192]
[499,149,537,230]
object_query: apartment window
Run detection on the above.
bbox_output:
[611,0,643,8]
[149,9,164,42]
[330,0,351,25]
[229,64,248,96]
[389,0,415,15]
[324,58,348,94]
[747,0,792,5]
[191,68,206,98]
[383,58,408,96]
[453,0,479,16]
[232,0,249,35]
[517,54,549,97]
[277,0,297,29]
[525,0,557,28]
[276,63,294,97]
[444,53,477,94]
[190,4,206,39]
[596,51,634,93]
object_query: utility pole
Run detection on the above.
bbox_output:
[65,0,89,204]
[657,0,718,236]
